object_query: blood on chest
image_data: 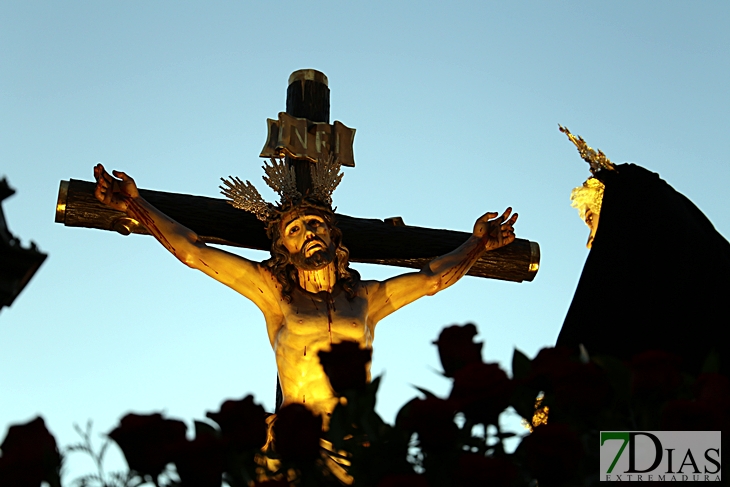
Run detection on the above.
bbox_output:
[279,290,371,344]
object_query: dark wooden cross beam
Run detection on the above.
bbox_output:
[54,70,540,283]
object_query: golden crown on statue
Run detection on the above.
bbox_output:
[220,156,343,223]
[559,125,617,174]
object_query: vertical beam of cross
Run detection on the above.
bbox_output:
[276,69,330,409]
[284,69,330,194]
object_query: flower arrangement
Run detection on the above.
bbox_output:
[1,323,726,487]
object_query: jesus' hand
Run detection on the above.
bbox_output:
[473,208,518,251]
[93,164,139,212]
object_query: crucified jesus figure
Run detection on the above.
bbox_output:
[93,161,518,423]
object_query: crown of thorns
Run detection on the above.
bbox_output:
[220,156,343,222]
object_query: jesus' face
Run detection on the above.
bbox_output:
[280,210,335,270]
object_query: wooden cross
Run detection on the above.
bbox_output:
[54,70,540,283]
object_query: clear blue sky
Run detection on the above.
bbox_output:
[2,1,728,481]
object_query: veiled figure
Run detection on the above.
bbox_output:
[559,163,730,376]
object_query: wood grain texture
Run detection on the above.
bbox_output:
[286,74,330,194]
[57,179,539,282]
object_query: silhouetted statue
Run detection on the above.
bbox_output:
[558,128,729,375]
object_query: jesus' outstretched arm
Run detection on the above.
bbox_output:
[365,208,518,325]
[93,164,278,312]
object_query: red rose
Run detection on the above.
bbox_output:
[528,347,575,387]
[253,480,292,487]
[108,413,187,478]
[0,416,61,487]
[695,372,730,403]
[630,350,682,402]
[206,395,269,451]
[377,473,429,487]
[526,347,610,420]
[660,399,716,431]
[449,362,512,426]
[456,453,518,487]
[318,340,372,393]
[433,323,483,377]
[397,397,458,452]
[553,362,610,416]
[695,373,730,431]
[521,423,583,486]
[173,434,225,487]
[272,403,323,463]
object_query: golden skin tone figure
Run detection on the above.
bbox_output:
[583,208,600,248]
[93,164,518,422]
[570,176,604,249]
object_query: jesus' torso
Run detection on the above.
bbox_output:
[263,274,377,419]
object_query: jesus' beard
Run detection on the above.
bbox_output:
[289,239,336,271]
